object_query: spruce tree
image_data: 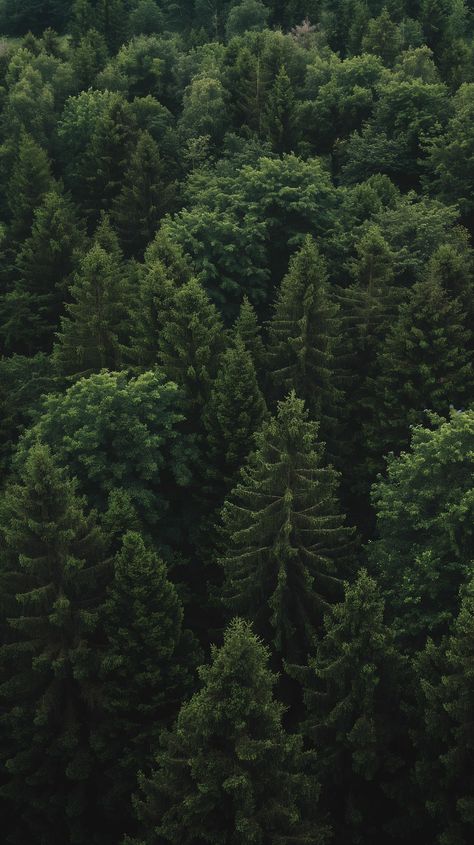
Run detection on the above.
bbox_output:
[0,444,109,845]
[233,294,266,382]
[204,337,267,494]
[266,236,343,448]
[114,130,175,258]
[221,392,354,666]
[262,64,297,154]
[98,531,199,839]
[364,274,474,468]
[158,277,226,414]
[1,191,86,355]
[416,579,474,845]
[295,569,409,845]
[53,242,130,379]
[7,133,53,244]
[130,618,330,845]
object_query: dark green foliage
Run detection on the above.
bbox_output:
[98,531,199,838]
[415,578,474,844]
[204,336,267,493]
[2,191,86,355]
[0,444,109,845]
[364,274,473,471]
[53,242,130,379]
[113,130,175,258]
[233,294,266,379]
[1,2,474,842]
[266,236,343,447]
[294,569,409,844]
[221,392,354,665]
[6,133,53,244]
[158,277,226,414]
[130,618,330,845]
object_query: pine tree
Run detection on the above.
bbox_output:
[266,236,343,448]
[294,569,409,845]
[158,277,226,414]
[7,133,53,244]
[204,337,267,494]
[1,191,86,355]
[364,274,474,468]
[130,261,176,368]
[0,444,109,845]
[416,578,474,845]
[53,242,130,379]
[113,130,175,258]
[130,618,330,845]
[233,294,266,381]
[221,391,354,666]
[262,64,297,153]
[98,531,199,839]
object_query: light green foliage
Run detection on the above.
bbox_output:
[16,370,196,538]
[370,410,474,644]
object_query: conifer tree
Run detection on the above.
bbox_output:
[416,578,474,845]
[266,236,343,447]
[97,0,128,52]
[53,242,130,379]
[204,337,267,495]
[113,130,175,258]
[262,64,297,154]
[295,569,409,845]
[0,444,109,845]
[98,531,199,839]
[158,277,226,414]
[221,392,354,665]
[130,618,330,845]
[144,228,193,285]
[1,191,86,355]
[364,274,473,468]
[7,133,53,244]
[233,294,266,381]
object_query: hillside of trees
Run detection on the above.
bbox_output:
[0,1,473,843]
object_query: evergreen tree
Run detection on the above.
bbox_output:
[98,531,199,839]
[113,130,175,258]
[262,64,297,154]
[0,444,109,845]
[158,277,226,414]
[7,133,53,244]
[221,391,354,666]
[364,274,473,470]
[97,0,128,52]
[130,618,330,845]
[204,337,267,494]
[53,242,130,379]
[266,236,343,448]
[294,569,409,845]
[416,578,474,845]
[233,294,266,381]
[1,191,86,355]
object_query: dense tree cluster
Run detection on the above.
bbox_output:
[0,1,473,843]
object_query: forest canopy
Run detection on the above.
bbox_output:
[0,1,473,844]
